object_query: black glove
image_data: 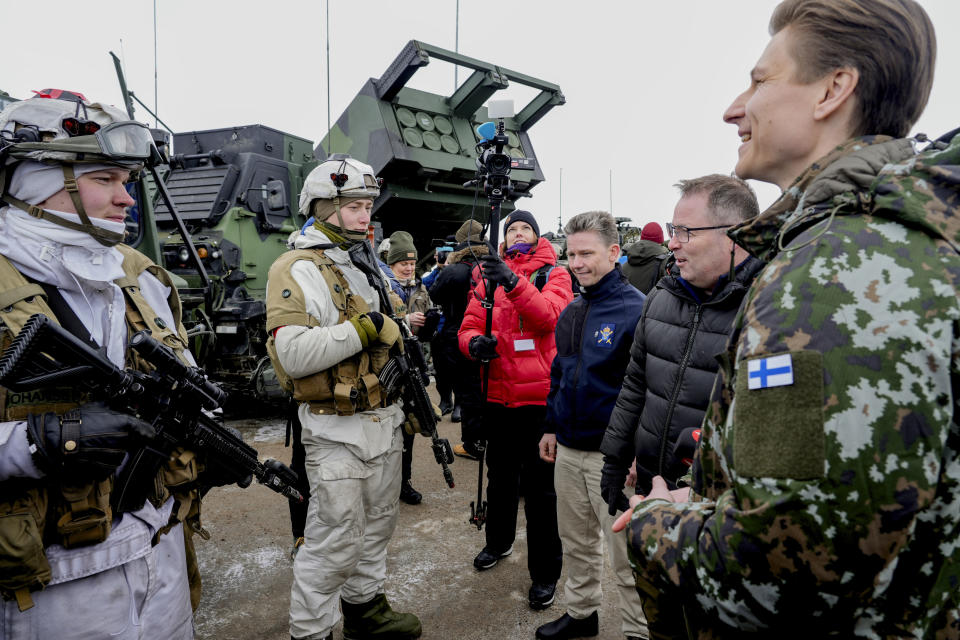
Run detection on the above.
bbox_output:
[366,311,385,332]
[418,308,442,341]
[479,255,519,292]
[468,334,499,361]
[26,403,156,481]
[600,462,631,516]
[199,425,254,491]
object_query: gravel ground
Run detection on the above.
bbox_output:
[193,399,634,640]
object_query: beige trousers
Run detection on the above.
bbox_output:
[289,425,403,640]
[554,443,648,638]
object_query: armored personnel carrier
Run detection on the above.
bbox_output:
[146,125,314,399]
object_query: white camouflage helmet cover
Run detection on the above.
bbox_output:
[0,97,135,166]
[298,156,380,216]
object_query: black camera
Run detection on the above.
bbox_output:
[474,120,514,203]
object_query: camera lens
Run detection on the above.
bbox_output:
[487,153,510,175]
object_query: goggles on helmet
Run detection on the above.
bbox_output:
[7,120,157,165]
[94,121,155,160]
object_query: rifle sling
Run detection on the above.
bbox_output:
[25,278,101,351]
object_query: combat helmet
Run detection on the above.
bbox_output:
[300,155,381,243]
[0,90,159,246]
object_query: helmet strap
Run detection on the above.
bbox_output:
[333,195,347,234]
[61,164,88,223]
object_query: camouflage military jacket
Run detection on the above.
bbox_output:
[627,135,960,638]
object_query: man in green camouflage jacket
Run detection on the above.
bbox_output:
[614,1,960,637]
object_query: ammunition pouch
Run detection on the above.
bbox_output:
[52,477,114,549]
[0,484,50,612]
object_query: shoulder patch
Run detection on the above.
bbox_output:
[733,349,824,479]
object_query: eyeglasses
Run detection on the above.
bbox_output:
[666,222,732,243]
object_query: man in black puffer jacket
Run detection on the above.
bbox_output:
[600,174,764,509]
[429,220,488,457]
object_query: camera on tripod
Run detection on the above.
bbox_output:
[473,100,517,202]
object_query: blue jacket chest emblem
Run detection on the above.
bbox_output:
[596,323,616,348]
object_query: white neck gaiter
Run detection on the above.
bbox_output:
[0,206,128,366]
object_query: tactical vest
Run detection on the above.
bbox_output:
[266,248,393,416]
[0,244,202,611]
[393,279,429,316]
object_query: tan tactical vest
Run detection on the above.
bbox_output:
[265,248,393,416]
[391,279,431,337]
[0,245,203,611]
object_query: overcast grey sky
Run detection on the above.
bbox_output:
[4,1,959,237]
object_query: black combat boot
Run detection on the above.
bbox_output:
[341,594,422,639]
[399,479,422,505]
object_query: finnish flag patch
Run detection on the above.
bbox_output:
[747,354,794,390]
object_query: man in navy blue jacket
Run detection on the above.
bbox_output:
[537,211,648,640]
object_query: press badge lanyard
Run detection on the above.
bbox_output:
[515,316,535,352]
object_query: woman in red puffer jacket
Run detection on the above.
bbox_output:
[458,210,573,609]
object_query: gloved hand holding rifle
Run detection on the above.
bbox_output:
[0,313,304,512]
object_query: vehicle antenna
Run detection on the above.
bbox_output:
[558,167,563,232]
[326,0,332,149]
[153,0,159,129]
[454,0,460,92]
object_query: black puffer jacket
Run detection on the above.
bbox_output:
[428,241,489,338]
[600,256,765,494]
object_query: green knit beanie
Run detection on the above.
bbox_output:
[387,231,417,264]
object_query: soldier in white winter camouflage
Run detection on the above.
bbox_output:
[613,0,960,638]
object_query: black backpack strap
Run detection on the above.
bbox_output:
[27,278,100,350]
[532,265,555,291]
[648,253,670,291]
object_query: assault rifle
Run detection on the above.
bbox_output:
[0,314,304,511]
[348,240,455,488]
